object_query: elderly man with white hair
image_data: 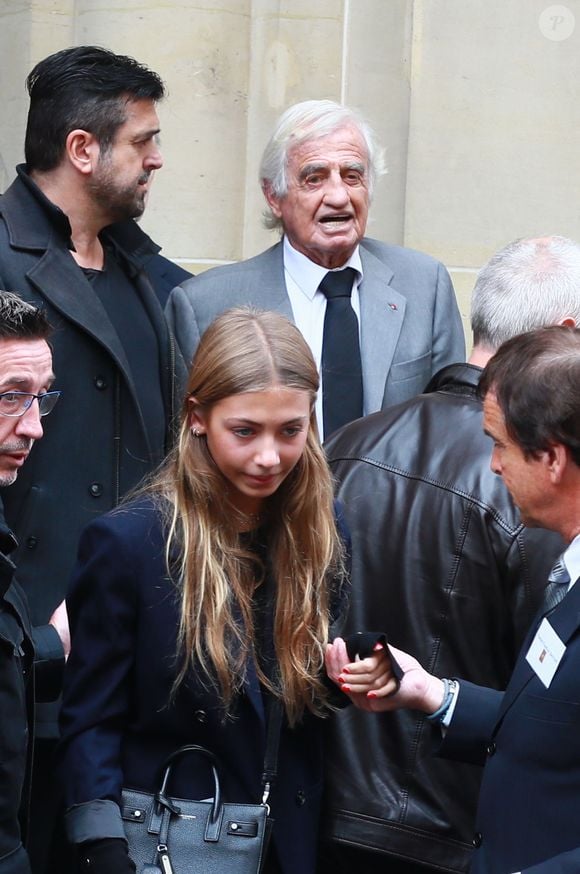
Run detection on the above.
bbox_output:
[167,99,464,439]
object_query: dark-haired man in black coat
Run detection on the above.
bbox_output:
[0,46,188,872]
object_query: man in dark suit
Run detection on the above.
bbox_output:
[167,99,464,439]
[0,45,188,872]
[329,324,580,874]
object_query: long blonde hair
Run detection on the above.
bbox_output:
[151,308,345,725]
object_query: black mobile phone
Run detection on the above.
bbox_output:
[344,631,404,687]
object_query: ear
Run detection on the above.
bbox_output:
[187,396,206,434]
[262,181,283,219]
[544,442,569,484]
[65,129,101,175]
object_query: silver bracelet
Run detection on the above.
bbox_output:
[425,678,458,723]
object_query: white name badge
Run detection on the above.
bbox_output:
[525,618,566,688]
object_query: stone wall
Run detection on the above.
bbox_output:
[1,0,579,346]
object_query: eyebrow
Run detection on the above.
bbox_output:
[342,161,366,173]
[226,415,308,426]
[299,163,329,180]
[132,128,161,143]
[299,160,366,180]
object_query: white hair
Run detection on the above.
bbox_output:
[471,236,580,350]
[259,99,386,230]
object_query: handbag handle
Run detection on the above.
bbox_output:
[154,703,284,821]
[156,744,222,825]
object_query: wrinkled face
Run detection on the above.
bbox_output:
[483,391,551,528]
[190,386,311,517]
[0,339,54,487]
[264,124,371,270]
[90,98,163,222]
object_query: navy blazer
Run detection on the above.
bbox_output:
[441,581,580,874]
[59,497,348,874]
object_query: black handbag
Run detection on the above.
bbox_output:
[121,705,283,874]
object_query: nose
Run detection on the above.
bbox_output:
[15,401,43,442]
[145,142,163,171]
[322,170,350,207]
[490,447,502,476]
[254,439,280,469]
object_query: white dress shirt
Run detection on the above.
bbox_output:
[560,532,580,589]
[283,237,363,440]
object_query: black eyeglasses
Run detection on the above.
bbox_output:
[0,391,61,418]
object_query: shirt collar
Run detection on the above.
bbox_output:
[563,533,580,587]
[282,236,363,301]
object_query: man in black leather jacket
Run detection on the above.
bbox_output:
[319,236,577,874]
[0,291,67,874]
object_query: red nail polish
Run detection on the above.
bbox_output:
[338,676,345,684]
[341,684,351,693]
[367,691,377,699]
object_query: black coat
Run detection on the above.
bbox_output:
[0,168,188,734]
[323,363,563,872]
[59,498,348,874]
[0,522,33,874]
[0,511,63,874]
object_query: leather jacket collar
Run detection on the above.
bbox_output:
[425,362,483,395]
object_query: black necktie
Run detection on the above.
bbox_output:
[320,267,363,438]
[542,555,570,615]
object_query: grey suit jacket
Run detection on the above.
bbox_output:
[166,237,465,411]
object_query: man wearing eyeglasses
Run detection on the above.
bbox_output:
[0,290,67,874]
[0,366,59,486]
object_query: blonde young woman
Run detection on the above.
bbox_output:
[58,308,349,874]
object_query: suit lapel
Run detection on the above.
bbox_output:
[358,245,406,412]
[4,173,153,401]
[228,598,266,734]
[248,243,294,319]
[245,658,267,731]
[27,248,136,384]
[495,579,580,728]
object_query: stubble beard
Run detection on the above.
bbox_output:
[0,469,18,487]
[0,440,32,487]
[91,162,149,223]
